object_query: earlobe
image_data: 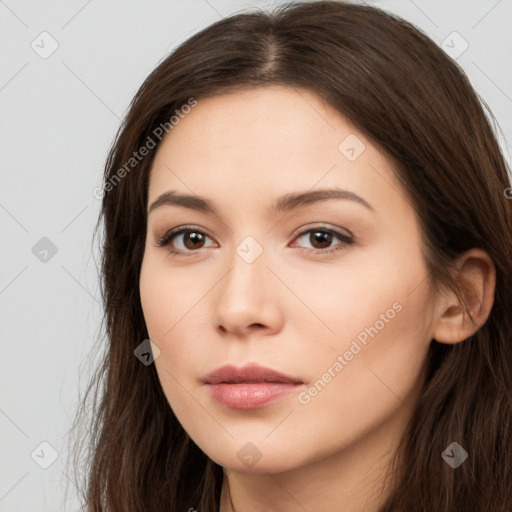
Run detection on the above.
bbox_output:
[432,248,496,345]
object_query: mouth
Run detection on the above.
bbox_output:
[203,363,304,409]
[203,363,303,385]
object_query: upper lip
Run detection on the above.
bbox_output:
[203,363,303,385]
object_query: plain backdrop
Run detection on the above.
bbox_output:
[1,0,511,510]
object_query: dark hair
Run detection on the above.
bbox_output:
[69,1,512,510]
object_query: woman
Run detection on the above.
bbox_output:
[71,1,512,510]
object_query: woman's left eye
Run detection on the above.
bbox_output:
[291,227,354,255]
[155,225,354,257]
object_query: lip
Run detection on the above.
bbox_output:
[203,363,303,409]
[203,363,303,385]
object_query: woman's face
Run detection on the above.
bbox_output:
[139,86,437,474]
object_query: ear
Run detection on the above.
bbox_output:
[432,248,496,344]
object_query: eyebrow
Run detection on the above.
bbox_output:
[148,188,375,216]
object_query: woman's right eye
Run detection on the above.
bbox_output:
[155,226,217,256]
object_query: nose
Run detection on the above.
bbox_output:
[213,245,284,337]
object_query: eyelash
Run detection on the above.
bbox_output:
[154,224,354,257]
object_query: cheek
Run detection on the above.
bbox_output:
[274,246,428,361]
[140,271,168,342]
[139,258,207,429]
[140,252,203,341]
[139,254,211,383]
[295,267,433,434]
[291,244,433,408]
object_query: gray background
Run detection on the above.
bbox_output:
[1,0,511,510]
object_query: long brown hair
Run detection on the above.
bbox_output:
[68,1,512,510]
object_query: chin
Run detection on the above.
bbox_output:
[201,440,311,475]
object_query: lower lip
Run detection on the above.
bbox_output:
[207,382,301,409]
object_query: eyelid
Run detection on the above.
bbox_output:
[290,223,353,241]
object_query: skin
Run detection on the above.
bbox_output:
[139,86,496,512]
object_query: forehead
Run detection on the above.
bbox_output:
[147,85,410,221]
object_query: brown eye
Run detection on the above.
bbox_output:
[292,226,354,255]
[183,231,206,250]
[309,230,333,249]
[156,226,216,255]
